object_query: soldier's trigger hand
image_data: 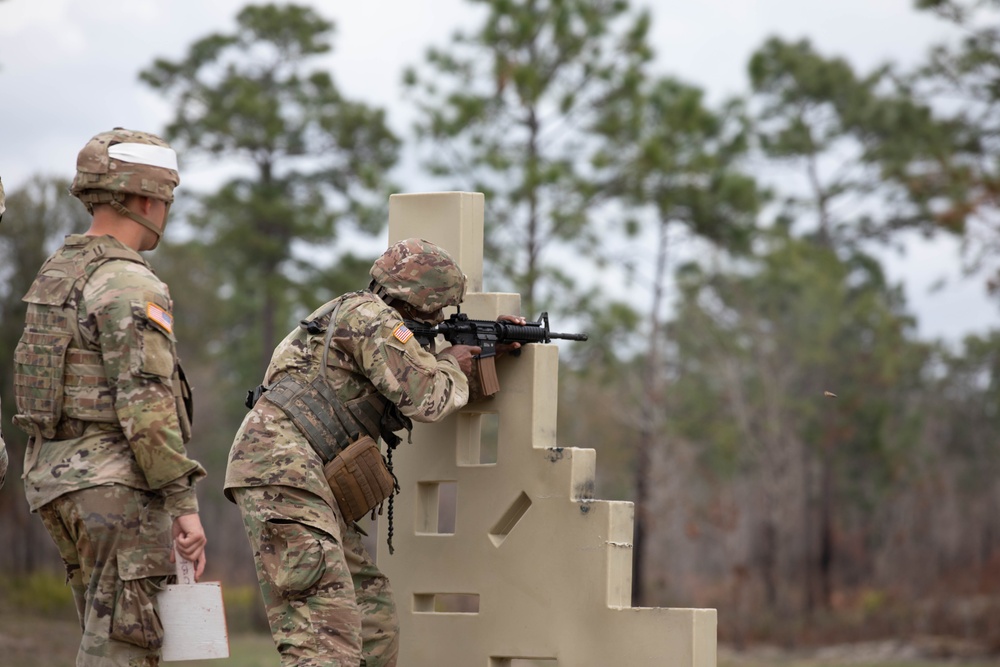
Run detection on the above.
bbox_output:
[441,344,482,375]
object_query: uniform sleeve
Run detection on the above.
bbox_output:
[83,261,206,495]
[345,305,470,423]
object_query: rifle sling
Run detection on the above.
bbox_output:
[256,295,411,463]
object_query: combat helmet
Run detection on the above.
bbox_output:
[370,238,467,320]
[70,127,180,247]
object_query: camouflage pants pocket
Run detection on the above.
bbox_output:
[109,546,174,649]
[261,520,328,599]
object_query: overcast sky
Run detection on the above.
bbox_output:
[0,0,990,342]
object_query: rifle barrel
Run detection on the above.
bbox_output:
[550,331,589,341]
[497,323,588,343]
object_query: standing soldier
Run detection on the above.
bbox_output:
[0,175,6,489]
[12,129,208,667]
[226,238,523,667]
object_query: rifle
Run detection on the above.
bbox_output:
[404,311,588,396]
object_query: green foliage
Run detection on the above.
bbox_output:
[222,583,270,634]
[587,71,762,602]
[547,296,639,378]
[905,0,1000,288]
[670,227,928,507]
[139,2,399,394]
[0,177,88,315]
[922,331,1000,491]
[404,0,654,316]
[747,37,954,246]
[915,0,1000,20]
[0,571,76,617]
[595,76,760,251]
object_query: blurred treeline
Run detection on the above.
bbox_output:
[2,0,1000,649]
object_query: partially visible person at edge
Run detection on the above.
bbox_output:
[0,175,7,489]
[12,129,207,667]
[225,238,525,667]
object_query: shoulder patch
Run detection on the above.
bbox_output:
[146,302,174,334]
[392,322,414,344]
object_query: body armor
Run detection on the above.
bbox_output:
[261,376,402,462]
[252,296,411,463]
[249,297,412,524]
[13,238,192,442]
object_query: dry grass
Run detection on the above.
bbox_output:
[2,600,998,667]
[0,608,279,667]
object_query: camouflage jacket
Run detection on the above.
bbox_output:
[225,290,470,517]
[17,234,205,514]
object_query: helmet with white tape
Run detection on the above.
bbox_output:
[70,128,180,246]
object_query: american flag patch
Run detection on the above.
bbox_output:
[393,323,414,344]
[146,302,174,334]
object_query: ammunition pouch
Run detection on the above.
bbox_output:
[253,295,412,524]
[13,325,74,440]
[257,374,410,519]
[258,376,403,460]
[324,435,398,523]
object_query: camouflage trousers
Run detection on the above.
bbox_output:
[232,485,398,667]
[38,485,175,667]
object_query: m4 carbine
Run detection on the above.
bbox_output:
[403,312,588,396]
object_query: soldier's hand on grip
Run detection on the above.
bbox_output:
[440,344,482,375]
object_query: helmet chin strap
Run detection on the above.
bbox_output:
[372,281,444,324]
[109,199,167,249]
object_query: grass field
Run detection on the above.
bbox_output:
[5,615,1000,667]
[0,604,280,667]
[1,573,998,667]
[0,573,279,667]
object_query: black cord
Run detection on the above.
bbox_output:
[385,444,399,555]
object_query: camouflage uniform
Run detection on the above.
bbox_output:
[226,240,470,667]
[13,132,205,667]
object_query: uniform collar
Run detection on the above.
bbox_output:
[66,233,132,251]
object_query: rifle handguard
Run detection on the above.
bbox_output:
[405,312,587,402]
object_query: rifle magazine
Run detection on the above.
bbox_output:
[476,356,500,398]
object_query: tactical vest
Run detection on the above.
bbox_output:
[253,295,412,464]
[12,238,193,442]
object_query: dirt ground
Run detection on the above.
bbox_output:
[0,608,279,667]
[720,638,1000,667]
[3,606,999,667]
[0,609,83,667]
